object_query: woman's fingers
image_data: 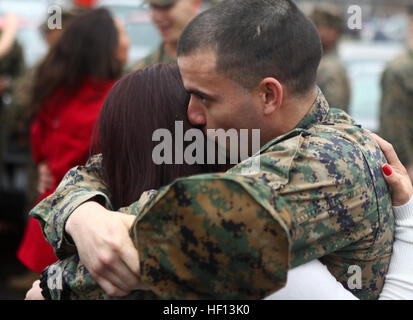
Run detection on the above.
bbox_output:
[370,132,413,206]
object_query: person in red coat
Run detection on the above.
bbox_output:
[15,8,129,278]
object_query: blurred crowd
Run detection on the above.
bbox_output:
[0,0,412,298]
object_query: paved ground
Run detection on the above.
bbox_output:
[0,220,29,300]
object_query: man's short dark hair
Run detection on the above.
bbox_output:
[177,0,322,96]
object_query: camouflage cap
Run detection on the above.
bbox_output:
[310,3,344,32]
[144,0,177,7]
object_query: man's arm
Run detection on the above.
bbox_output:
[130,173,292,299]
[30,154,111,259]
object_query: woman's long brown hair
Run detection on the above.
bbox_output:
[30,8,122,118]
[95,64,218,210]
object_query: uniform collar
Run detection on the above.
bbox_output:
[295,88,330,130]
[258,88,330,154]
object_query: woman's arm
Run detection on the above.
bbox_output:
[265,259,358,300]
[372,133,413,300]
[266,196,413,300]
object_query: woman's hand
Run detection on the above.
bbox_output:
[25,280,45,300]
[370,132,413,206]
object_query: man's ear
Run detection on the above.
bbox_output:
[256,78,283,116]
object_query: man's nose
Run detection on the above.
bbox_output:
[187,98,207,126]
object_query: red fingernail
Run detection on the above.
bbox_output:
[382,164,392,176]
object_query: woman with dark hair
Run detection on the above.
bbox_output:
[16,8,130,281]
[24,63,218,300]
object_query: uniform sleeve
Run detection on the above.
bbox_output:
[30,154,112,259]
[379,67,413,167]
[40,190,160,300]
[130,174,292,300]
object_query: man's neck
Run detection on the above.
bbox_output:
[261,87,318,146]
[164,41,178,59]
[278,87,319,135]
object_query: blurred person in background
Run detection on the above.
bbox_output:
[310,4,351,113]
[5,8,83,291]
[0,12,25,186]
[8,7,129,292]
[132,0,202,69]
[379,5,413,181]
[5,9,82,211]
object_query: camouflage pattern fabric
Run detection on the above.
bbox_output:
[316,49,351,113]
[379,48,413,167]
[129,44,176,72]
[31,90,394,300]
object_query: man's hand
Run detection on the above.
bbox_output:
[25,280,44,300]
[37,162,54,194]
[371,132,413,207]
[66,201,145,296]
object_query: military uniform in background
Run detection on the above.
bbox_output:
[130,43,176,72]
[311,4,351,113]
[0,38,25,184]
[379,48,413,168]
[317,49,351,112]
[128,0,182,71]
[6,67,38,208]
[32,90,393,300]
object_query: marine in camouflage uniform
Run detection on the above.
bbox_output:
[311,5,351,113]
[128,0,202,71]
[379,7,413,171]
[317,49,351,112]
[32,89,394,300]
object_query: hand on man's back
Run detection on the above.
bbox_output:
[66,201,146,296]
